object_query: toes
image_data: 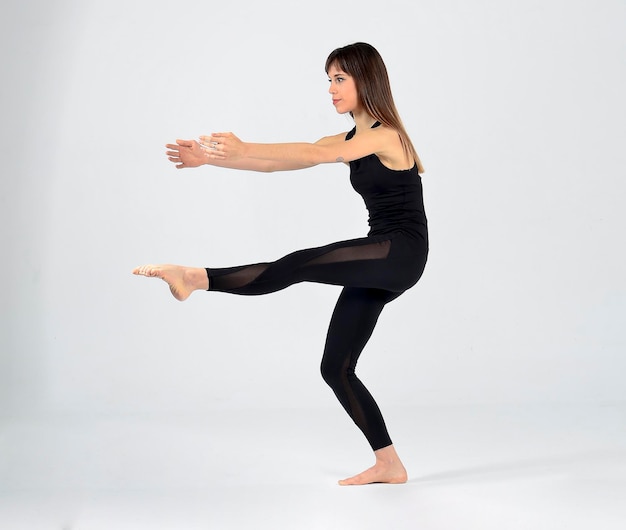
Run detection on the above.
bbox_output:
[338,475,365,486]
[338,467,406,486]
[133,265,156,277]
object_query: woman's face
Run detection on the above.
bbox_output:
[327,64,359,115]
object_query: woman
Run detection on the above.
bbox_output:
[133,42,428,486]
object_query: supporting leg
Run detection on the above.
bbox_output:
[320,287,408,485]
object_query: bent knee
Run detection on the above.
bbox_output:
[320,356,353,388]
[320,359,341,386]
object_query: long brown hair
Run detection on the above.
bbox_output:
[325,42,425,174]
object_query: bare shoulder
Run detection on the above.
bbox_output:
[374,123,403,141]
[374,124,413,170]
[315,131,351,146]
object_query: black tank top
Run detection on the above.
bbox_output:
[346,123,428,242]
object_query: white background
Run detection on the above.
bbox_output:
[2,0,625,418]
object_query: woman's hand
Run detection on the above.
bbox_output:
[165,139,207,169]
[199,132,246,161]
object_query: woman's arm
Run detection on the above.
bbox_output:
[166,139,302,172]
[167,134,348,172]
[200,128,394,167]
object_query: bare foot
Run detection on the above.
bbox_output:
[132,264,208,301]
[338,445,408,486]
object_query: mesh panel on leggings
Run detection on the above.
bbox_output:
[304,239,391,266]
[208,237,397,295]
[210,263,269,291]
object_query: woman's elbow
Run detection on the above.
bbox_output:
[310,145,335,165]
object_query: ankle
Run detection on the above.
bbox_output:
[185,267,209,291]
[374,445,401,465]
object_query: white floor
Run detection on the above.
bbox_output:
[1,404,625,530]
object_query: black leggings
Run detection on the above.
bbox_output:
[207,232,427,451]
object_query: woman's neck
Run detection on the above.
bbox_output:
[352,109,377,133]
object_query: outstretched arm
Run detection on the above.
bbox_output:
[199,128,393,167]
[167,136,346,172]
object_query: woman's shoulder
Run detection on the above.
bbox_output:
[373,122,402,139]
[315,130,354,145]
[372,124,414,170]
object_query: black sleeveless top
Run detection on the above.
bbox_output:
[346,124,428,242]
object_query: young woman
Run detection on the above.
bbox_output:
[133,42,428,486]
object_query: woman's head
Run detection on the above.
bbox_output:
[325,43,424,173]
[325,42,393,120]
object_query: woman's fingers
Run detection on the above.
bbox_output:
[165,134,230,162]
[199,133,231,145]
[198,138,223,154]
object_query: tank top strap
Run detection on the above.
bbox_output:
[346,121,380,141]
